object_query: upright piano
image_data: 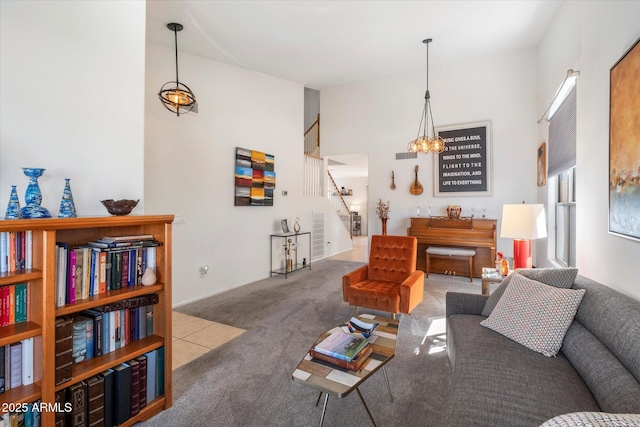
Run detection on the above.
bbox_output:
[407,217,497,278]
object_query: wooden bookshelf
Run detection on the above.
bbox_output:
[55,335,165,392]
[0,215,173,425]
[121,396,166,427]
[55,283,164,317]
[0,321,42,347]
[0,268,43,286]
[0,383,41,406]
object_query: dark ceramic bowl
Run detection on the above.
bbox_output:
[101,199,139,216]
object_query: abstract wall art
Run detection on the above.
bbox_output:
[537,142,547,187]
[609,38,640,241]
[235,147,275,206]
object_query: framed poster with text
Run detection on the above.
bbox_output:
[434,121,492,196]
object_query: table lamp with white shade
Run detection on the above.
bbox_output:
[500,204,547,269]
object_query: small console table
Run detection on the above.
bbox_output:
[270,232,311,278]
[481,267,511,296]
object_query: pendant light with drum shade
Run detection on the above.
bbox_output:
[158,23,197,117]
[407,39,445,154]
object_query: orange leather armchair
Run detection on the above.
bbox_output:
[343,235,424,317]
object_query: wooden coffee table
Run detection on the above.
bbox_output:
[292,314,399,427]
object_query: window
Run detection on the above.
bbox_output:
[548,83,576,267]
[555,167,576,267]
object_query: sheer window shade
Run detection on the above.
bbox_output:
[548,87,577,176]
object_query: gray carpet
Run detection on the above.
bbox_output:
[140,260,494,427]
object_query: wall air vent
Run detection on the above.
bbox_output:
[396,152,418,160]
[312,211,325,260]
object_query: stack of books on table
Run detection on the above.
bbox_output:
[310,326,374,371]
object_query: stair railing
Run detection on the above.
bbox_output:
[304,153,323,197]
[304,114,320,155]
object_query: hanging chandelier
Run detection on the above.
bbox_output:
[407,38,445,154]
[158,23,197,117]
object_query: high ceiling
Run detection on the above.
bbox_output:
[327,154,370,179]
[146,1,562,178]
[146,0,562,90]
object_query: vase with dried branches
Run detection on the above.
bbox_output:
[376,199,390,235]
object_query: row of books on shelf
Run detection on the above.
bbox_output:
[0,283,29,328]
[0,337,35,395]
[55,294,158,387]
[54,347,165,427]
[310,317,379,371]
[55,234,161,308]
[0,231,33,274]
[0,401,42,427]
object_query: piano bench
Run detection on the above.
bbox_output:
[426,247,476,282]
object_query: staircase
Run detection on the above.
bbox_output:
[303,114,353,239]
[327,170,353,237]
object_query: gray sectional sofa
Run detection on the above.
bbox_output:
[442,272,640,426]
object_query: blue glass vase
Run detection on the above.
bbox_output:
[58,178,77,218]
[20,167,51,219]
[5,185,22,219]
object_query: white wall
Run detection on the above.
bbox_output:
[0,0,351,309]
[321,48,539,254]
[145,43,351,307]
[0,1,146,215]
[8,0,633,305]
[536,1,640,300]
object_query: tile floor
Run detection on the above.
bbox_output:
[172,311,246,370]
[327,235,368,262]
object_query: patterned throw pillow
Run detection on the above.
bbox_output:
[540,412,640,426]
[480,273,585,357]
[481,267,578,317]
